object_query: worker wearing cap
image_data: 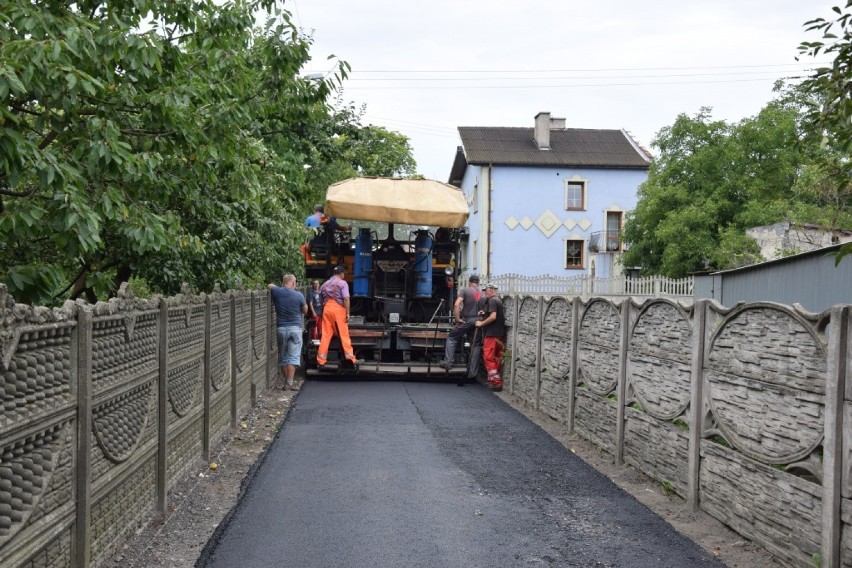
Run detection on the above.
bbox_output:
[438,274,482,376]
[316,266,363,369]
[475,283,506,391]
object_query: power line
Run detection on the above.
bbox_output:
[363,115,457,133]
[350,62,828,74]
[345,76,805,90]
[346,70,812,82]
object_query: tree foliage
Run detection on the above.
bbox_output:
[624,4,852,275]
[0,0,416,305]
[622,91,851,277]
[798,2,852,264]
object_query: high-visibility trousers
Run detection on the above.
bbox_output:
[316,300,357,365]
[309,314,322,340]
[483,336,506,379]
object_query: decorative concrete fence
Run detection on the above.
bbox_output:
[503,294,851,568]
[0,282,275,568]
[487,273,694,299]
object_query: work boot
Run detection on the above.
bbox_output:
[351,358,364,369]
[438,360,453,371]
[489,377,503,392]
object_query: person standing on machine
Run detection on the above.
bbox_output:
[307,279,323,340]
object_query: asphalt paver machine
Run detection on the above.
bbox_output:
[303,177,473,376]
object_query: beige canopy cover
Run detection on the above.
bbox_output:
[325,177,470,228]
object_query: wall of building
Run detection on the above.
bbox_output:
[747,222,852,261]
[483,166,645,277]
[694,246,852,312]
[458,165,485,276]
[0,283,274,568]
[503,293,851,568]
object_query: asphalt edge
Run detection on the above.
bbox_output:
[194,387,301,567]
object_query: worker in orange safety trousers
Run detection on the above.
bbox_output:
[474,283,506,391]
[316,266,363,369]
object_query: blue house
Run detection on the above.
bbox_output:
[448,112,651,278]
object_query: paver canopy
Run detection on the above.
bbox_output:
[325,177,470,228]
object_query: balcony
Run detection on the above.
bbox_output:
[589,230,622,253]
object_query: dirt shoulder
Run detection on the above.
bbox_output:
[105,382,781,568]
[103,380,299,568]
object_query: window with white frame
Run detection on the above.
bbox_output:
[565,239,584,269]
[472,239,479,272]
[564,180,587,210]
[472,182,479,213]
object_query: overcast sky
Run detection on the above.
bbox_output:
[290,0,837,180]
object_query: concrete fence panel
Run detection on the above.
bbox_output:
[573,298,622,453]
[512,296,540,407]
[538,297,573,424]
[251,291,269,404]
[164,288,207,495]
[623,299,694,497]
[88,293,160,566]
[233,292,254,421]
[506,290,851,568]
[0,293,77,568]
[699,302,827,567]
[208,289,234,449]
[0,282,273,568]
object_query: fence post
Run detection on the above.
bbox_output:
[74,306,93,568]
[202,295,211,462]
[230,293,237,429]
[823,305,849,568]
[250,291,257,407]
[508,292,519,395]
[687,300,708,511]
[615,298,630,466]
[534,297,543,411]
[267,288,274,389]
[567,297,580,434]
[157,297,168,514]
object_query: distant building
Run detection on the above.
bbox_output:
[746,221,852,261]
[448,112,650,277]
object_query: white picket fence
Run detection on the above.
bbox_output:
[484,273,694,299]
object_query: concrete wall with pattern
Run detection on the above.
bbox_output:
[0,282,273,568]
[504,293,851,568]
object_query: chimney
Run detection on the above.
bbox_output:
[534,112,551,150]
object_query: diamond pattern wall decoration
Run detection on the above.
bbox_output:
[578,217,592,231]
[519,216,533,230]
[564,217,577,230]
[535,210,561,238]
[505,216,519,230]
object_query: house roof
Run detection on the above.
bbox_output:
[708,243,845,276]
[457,126,652,169]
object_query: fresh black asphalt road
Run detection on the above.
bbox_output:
[198,380,725,568]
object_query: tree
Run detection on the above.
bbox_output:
[293,100,417,216]
[798,3,852,264]
[0,0,349,304]
[621,86,852,277]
